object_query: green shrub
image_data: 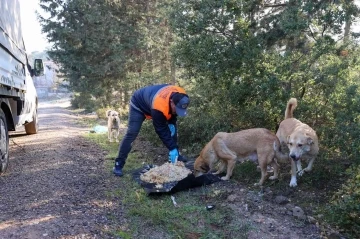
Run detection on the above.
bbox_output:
[325,165,360,237]
[70,93,96,112]
[139,120,162,146]
[96,108,111,120]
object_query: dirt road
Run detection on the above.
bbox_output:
[0,98,123,239]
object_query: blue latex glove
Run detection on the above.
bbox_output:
[169,148,179,164]
[168,124,176,137]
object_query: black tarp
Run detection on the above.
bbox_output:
[132,161,222,195]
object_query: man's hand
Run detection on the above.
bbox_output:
[168,124,176,137]
[169,148,179,164]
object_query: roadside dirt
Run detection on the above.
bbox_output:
[0,98,126,239]
[0,98,342,239]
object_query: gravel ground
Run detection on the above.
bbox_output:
[0,98,124,239]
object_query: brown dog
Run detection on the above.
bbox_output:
[194,128,288,186]
[276,98,319,187]
[106,110,121,142]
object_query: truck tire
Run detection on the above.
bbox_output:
[0,109,9,175]
[25,110,38,135]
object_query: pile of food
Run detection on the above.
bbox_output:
[140,161,192,184]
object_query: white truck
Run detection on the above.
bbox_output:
[0,0,44,174]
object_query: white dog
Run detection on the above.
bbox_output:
[106,110,120,142]
[276,98,319,187]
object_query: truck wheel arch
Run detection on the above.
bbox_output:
[0,101,15,131]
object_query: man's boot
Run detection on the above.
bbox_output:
[113,162,123,176]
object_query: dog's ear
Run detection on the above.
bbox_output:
[307,137,313,145]
[106,110,111,117]
[200,164,210,173]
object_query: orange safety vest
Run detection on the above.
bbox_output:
[145,85,186,120]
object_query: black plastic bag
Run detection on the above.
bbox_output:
[132,161,222,195]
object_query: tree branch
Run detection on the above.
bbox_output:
[263,3,287,8]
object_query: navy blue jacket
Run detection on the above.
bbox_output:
[131,84,178,150]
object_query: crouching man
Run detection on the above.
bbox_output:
[113,84,190,176]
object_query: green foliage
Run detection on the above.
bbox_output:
[39,0,176,108]
[168,0,360,155]
[70,93,96,112]
[326,165,360,237]
[39,0,141,107]
[167,2,360,236]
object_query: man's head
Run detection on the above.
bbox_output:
[170,93,190,116]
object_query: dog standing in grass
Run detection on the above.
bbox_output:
[276,98,319,187]
[193,128,289,186]
[106,110,121,142]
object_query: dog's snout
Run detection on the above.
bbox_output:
[193,170,203,177]
[290,154,298,160]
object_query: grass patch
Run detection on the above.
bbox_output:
[84,133,119,160]
[85,132,252,238]
[114,231,132,239]
[78,118,99,127]
[231,161,260,185]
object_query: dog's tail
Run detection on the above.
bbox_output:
[273,141,289,164]
[285,98,297,119]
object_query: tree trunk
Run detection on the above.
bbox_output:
[171,58,176,85]
[344,19,351,42]
[344,0,353,42]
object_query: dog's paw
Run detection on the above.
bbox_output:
[269,176,278,180]
[289,177,297,187]
[297,170,305,176]
[220,176,230,180]
[289,182,297,187]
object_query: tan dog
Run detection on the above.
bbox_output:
[194,128,288,186]
[106,110,121,142]
[276,98,319,187]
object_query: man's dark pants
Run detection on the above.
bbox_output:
[115,105,179,169]
[115,106,145,169]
